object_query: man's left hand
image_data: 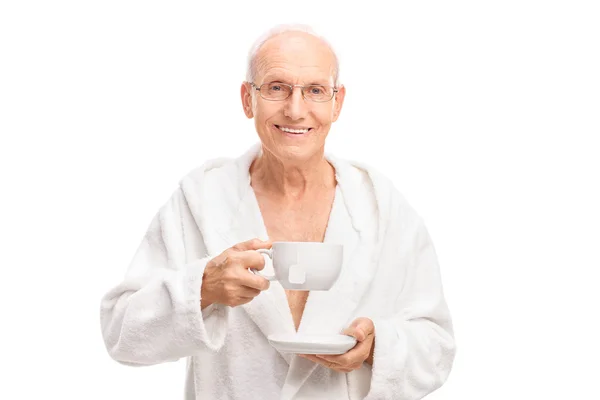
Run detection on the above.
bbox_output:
[299,317,375,373]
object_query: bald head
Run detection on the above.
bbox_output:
[246,25,340,86]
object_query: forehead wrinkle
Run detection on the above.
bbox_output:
[258,62,335,85]
[262,67,333,85]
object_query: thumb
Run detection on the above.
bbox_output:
[233,238,272,251]
[343,323,365,342]
[343,318,373,342]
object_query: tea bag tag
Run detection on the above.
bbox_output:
[288,264,306,284]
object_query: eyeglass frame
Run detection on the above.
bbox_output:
[248,81,339,102]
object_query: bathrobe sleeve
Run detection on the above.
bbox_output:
[100,188,230,366]
[365,201,456,399]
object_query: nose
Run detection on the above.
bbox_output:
[283,86,309,120]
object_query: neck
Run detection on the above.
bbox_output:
[250,146,336,198]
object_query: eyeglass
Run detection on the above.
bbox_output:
[250,82,338,102]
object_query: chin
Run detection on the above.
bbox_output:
[271,142,320,164]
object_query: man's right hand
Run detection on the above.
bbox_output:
[200,238,272,309]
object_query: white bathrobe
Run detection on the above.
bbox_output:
[100,144,456,400]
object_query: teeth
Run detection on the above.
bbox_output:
[278,126,309,134]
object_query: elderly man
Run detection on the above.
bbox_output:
[100,25,456,399]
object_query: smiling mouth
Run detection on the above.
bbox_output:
[274,125,314,135]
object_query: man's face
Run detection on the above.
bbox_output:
[241,32,346,163]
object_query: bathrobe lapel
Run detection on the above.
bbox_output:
[280,154,381,400]
[182,144,296,364]
[236,174,298,365]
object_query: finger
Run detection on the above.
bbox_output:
[225,251,269,291]
[315,353,354,366]
[304,352,356,368]
[238,286,261,298]
[237,249,267,271]
[239,272,270,291]
[221,255,270,291]
[317,354,365,371]
[318,342,369,366]
[299,354,341,364]
[232,238,272,252]
[298,354,344,371]
[234,296,255,306]
[236,250,271,290]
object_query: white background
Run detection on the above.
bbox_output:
[1,0,599,399]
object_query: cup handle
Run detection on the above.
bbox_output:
[250,249,277,281]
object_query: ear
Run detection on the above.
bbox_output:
[241,82,254,118]
[332,85,346,122]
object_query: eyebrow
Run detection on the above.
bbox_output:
[262,77,332,86]
[306,81,331,86]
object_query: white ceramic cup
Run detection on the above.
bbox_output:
[251,242,343,291]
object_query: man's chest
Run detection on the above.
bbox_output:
[257,194,334,243]
[261,209,329,243]
[254,191,336,330]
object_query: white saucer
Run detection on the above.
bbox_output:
[267,333,357,355]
